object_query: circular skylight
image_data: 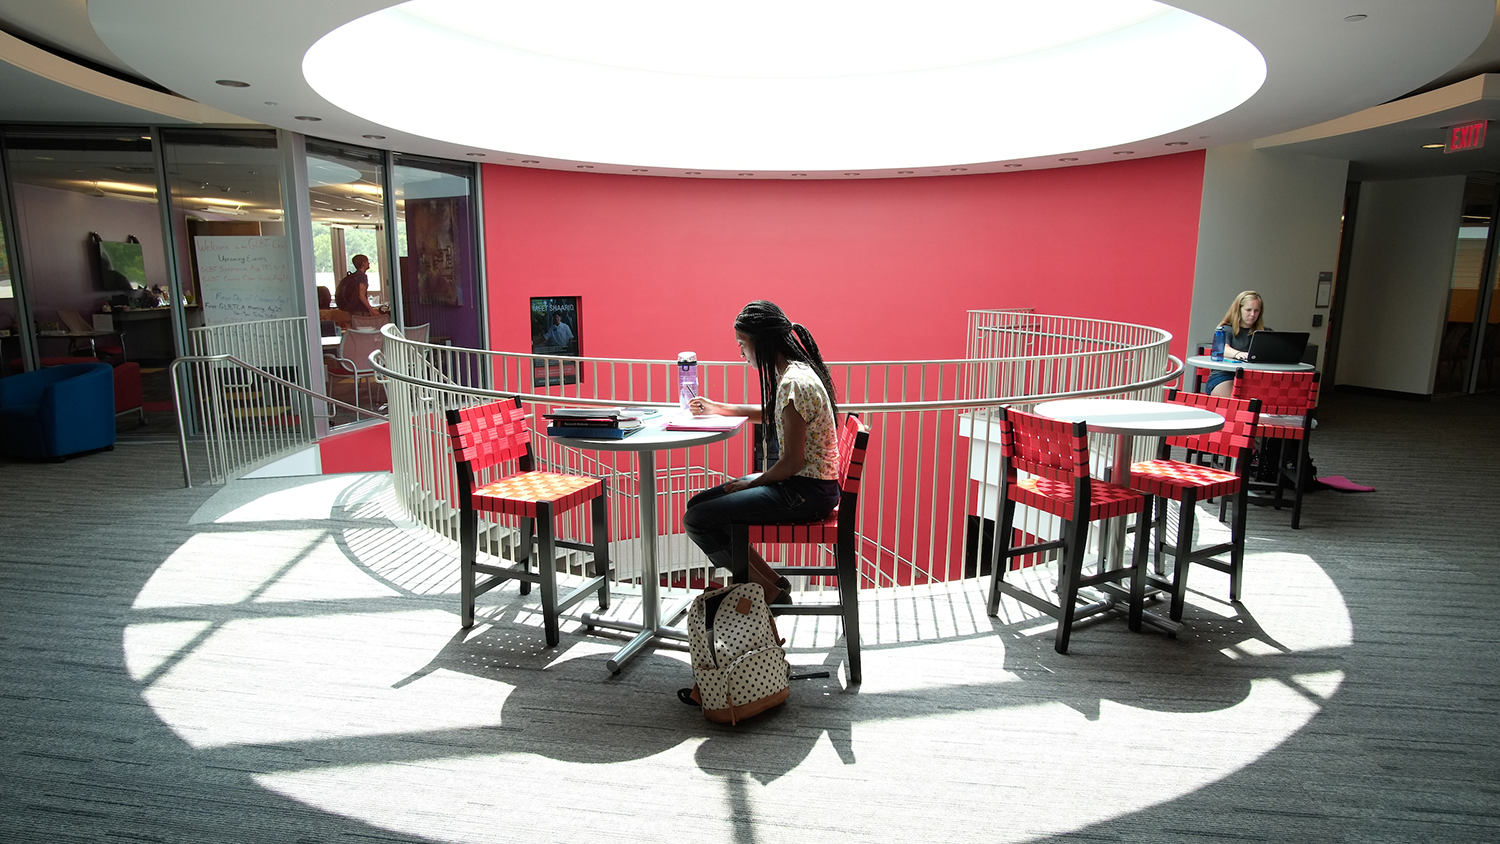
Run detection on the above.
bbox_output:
[304,0,1265,171]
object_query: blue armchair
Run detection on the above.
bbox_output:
[0,362,117,459]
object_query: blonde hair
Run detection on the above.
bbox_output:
[1219,290,1265,337]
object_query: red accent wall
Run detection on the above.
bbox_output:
[482,152,1205,363]
[319,421,393,475]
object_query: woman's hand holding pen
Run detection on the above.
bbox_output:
[688,397,728,416]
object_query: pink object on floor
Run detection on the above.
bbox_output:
[1317,475,1375,493]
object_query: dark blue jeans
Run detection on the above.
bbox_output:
[684,475,842,579]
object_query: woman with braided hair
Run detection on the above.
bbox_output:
[684,300,842,605]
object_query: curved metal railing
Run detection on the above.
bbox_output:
[372,312,1180,594]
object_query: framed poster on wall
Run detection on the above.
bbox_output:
[530,295,581,386]
[408,197,461,306]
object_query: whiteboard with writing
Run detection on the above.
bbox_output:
[195,236,295,325]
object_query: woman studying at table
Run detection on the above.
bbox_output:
[683,301,841,605]
[1208,290,1265,396]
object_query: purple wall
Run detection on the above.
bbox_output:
[12,183,169,320]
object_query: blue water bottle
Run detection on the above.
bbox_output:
[1211,326,1227,362]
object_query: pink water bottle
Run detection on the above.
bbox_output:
[678,351,698,412]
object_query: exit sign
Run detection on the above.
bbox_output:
[1447,121,1487,153]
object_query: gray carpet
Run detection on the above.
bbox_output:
[1,391,1497,844]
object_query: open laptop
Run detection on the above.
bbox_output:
[1245,330,1309,364]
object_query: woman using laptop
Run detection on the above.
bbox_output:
[1208,290,1265,396]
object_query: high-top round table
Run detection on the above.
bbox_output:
[551,415,746,673]
[1033,398,1224,633]
[1186,355,1314,392]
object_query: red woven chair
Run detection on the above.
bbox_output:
[1233,369,1320,529]
[446,398,610,646]
[1129,388,1260,620]
[730,415,871,683]
[984,407,1151,654]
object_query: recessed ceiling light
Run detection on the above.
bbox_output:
[1059,157,1078,161]
[216,79,250,87]
[577,164,593,168]
[1114,150,1135,155]
[1165,141,1189,146]
[844,172,861,176]
[263,101,278,106]
[468,152,486,157]
[792,173,807,176]
[898,170,914,174]
[1422,143,1445,149]
[632,168,648,172]
[1344,14,1368,22]
[305,0,1267,172]
[739,173,755,176]
[1004,164,1023,168]
[686,171,701,175]
[951,168,968,171]
[522,159,540,163]
[363,134,386,140]
[295,115,322,121]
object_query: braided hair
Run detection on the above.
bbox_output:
[733,301,838,464]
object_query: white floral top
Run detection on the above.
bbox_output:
[775,361,839,480]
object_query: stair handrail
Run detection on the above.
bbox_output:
[170,353,388,488]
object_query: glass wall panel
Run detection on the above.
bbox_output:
[393,154,482,348]
[0,197,18,377]
[306,140,387,320]
[2,129,164,374]
[1440,181,1498,394]
[160,129,286,328]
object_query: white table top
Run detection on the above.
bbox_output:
[548,414,746,452]
[1034,398,1224,438]
[1186,355,1315,373]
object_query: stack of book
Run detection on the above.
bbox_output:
[544,407,645,439]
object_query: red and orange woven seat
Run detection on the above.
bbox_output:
[984,407,1152,654]
[1012,476,1146,522]
[471,471,602,519]
[730,414,871,683]
[1126,388,1260,619]
[745,514,840,545]
[1129,459,1240,502]
[1232,368,1320,529]
[446,398,611,645]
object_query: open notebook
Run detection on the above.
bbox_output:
[663,415,746,432]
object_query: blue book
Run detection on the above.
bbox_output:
[547,425,640,439]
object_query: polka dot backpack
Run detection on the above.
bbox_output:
[681,582,790,724]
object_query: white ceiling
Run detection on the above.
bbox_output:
[2,0,1500,179]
